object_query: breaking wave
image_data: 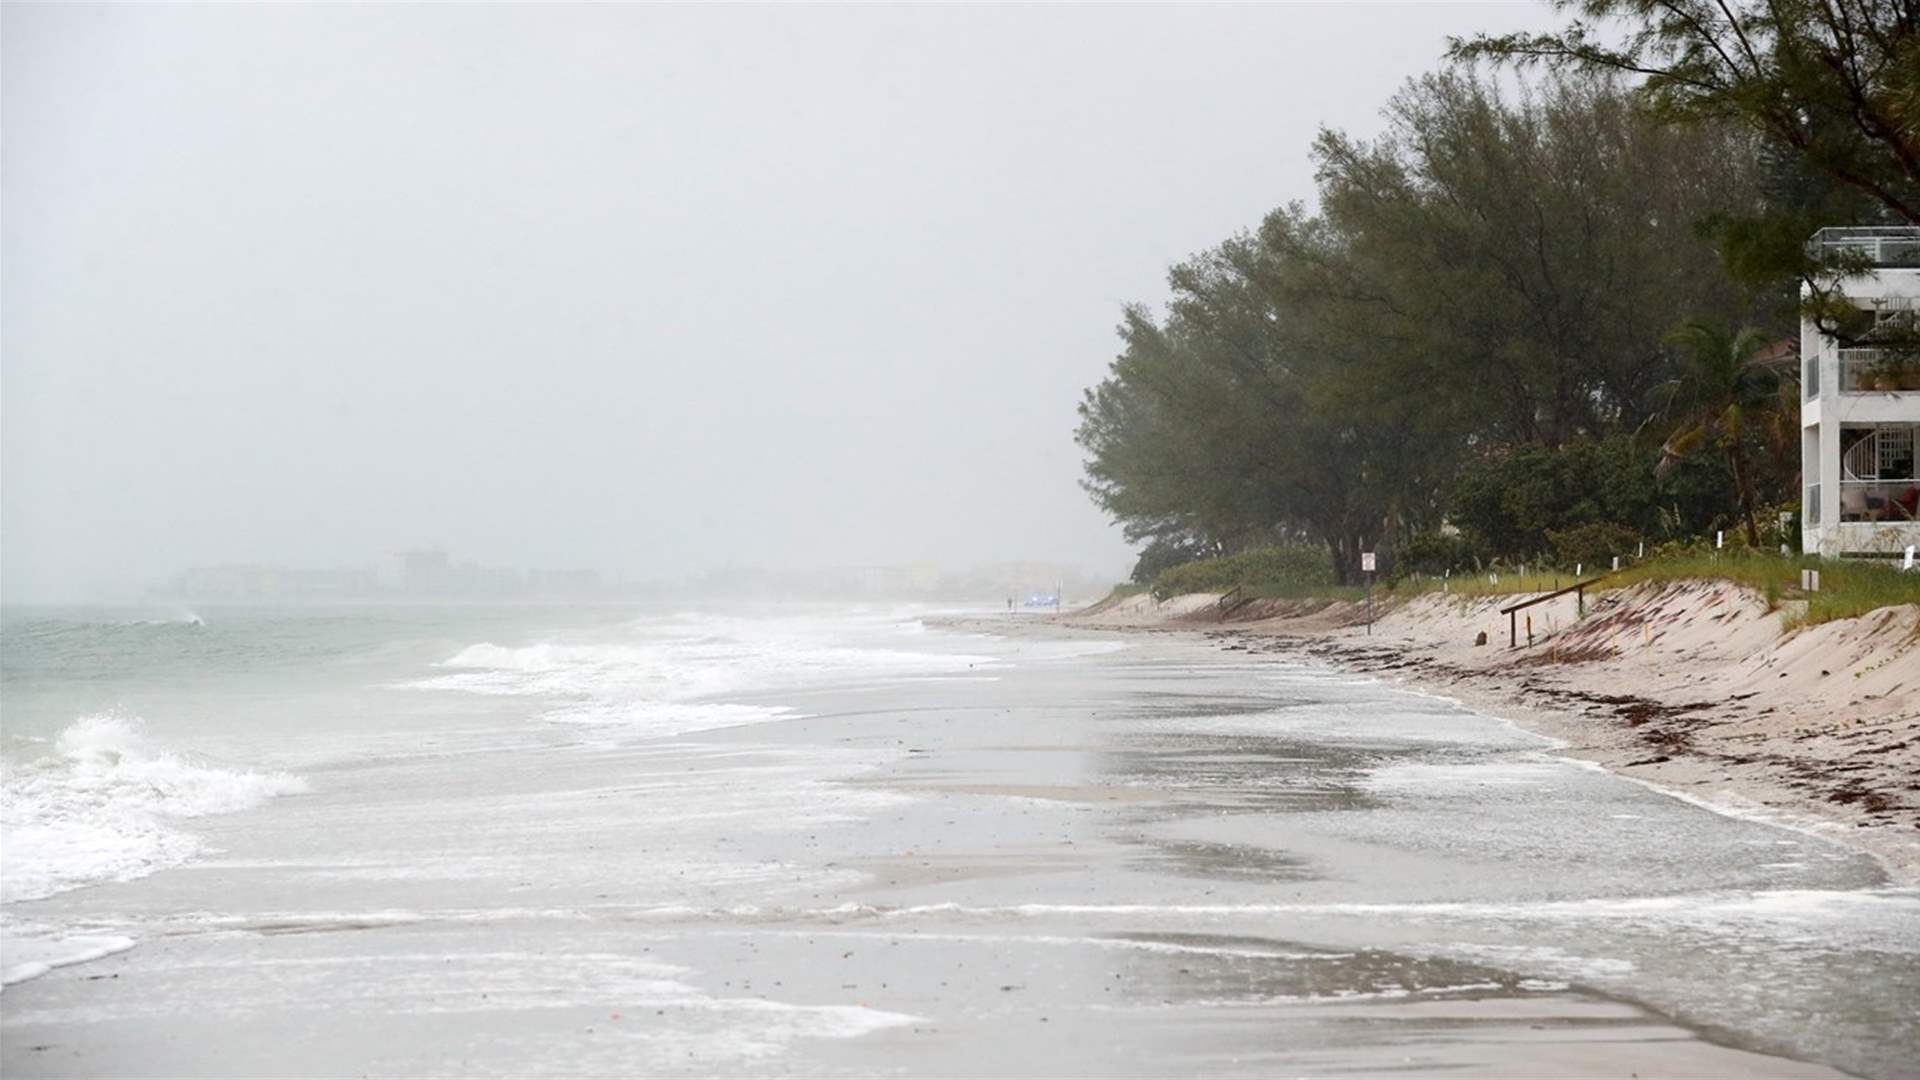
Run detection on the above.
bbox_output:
[408,610,996,738]
[0,713,308,904]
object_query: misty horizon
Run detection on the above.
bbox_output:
[2,3,1557,602]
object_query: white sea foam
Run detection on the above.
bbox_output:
[406,609,999,738]
[854,890,1920,936]
[1434,943,1638,981]
[0,713,309,905]
[0,946,923,1063]
[0,923,136,987]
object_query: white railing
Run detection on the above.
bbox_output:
[1805,351,1820,400]
[1808,226,1920,266]
[1839,348,1920,392]
[1838,479,1920,523]
[1842,432,1879,480]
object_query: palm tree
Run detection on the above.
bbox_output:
[1652,323,1785,548]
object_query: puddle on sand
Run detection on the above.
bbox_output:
[1105,931,1564,1003]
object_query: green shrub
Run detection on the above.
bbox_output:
[1397,532,1485,576]
[1129,534,1218,585]
[1545,523,1641,569]
[1152,545,1334,599]
[1449,435,1740,562]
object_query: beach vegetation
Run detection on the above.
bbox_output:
[1150,545,1335,600]
[1397,532,1487,577]
[1129,534,1221,586]
[1603,550,1920,626]
[1078,73,1771,584]
[1650,323,1785,547]
[1451,0,1919,356]
[1545,523,1643,569]
[1080,8,1916,612]
[1451,1,1920,227]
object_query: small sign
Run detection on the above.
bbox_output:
[1801,568,1821,592]
[1716,531,1724,549]
[1611,556,1620,571]
[1905,546,1916,571]
[1360,552,1376,573]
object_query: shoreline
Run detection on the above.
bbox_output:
[7,604,1913,1078]
[951,582,1920,886]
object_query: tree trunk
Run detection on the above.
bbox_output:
[1727,444,1762,548]
[1326,536,1351,586]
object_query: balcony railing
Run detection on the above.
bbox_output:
[1806,483,1821,526]
[1839,479,1920,523]
[1808,226,1920,267]
[1839,348,1920,392]
[1805,352,1820,400]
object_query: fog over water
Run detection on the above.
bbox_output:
[2,3,1555,601]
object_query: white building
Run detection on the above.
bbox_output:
[1801,226,1920,559]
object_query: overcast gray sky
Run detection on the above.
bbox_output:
[2,2,1556,600]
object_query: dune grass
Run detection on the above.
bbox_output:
[1601,552,1920,627]
[1242,581,1368,602]
[1389,571,1583,600]
[1384,553,1918,628]
[1123,547,1917,630]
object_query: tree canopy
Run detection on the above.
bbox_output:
[1451,0,1920,223]
[1077,73,1779,581]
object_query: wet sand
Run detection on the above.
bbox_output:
[5,623,1915,1077]
[1067,583,1920,882]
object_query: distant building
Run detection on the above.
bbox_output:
[163,549,606,602]
[397,548,451,592]
[1801,227,1920,559]
[527,568,602,596]
[855,563,943,596]
[171,564,378,600]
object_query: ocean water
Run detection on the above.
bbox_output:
[2,604,1915,1077]
[0,603,1024,984]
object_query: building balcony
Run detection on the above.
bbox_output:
[1808,226,1920,267]
[1838,479,1920,523]
[1837,348,1920,393]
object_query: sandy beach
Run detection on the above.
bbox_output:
[1061,582,1920,885]
[5,604,1917,1078]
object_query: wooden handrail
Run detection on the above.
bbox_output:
[1497,575,1609,614]
[1499,574,1612,648]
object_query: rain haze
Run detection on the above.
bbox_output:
[2,2,1555,601]
[7,6,1920,1078]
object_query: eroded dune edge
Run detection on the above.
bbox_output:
[1047,581,1920,883]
